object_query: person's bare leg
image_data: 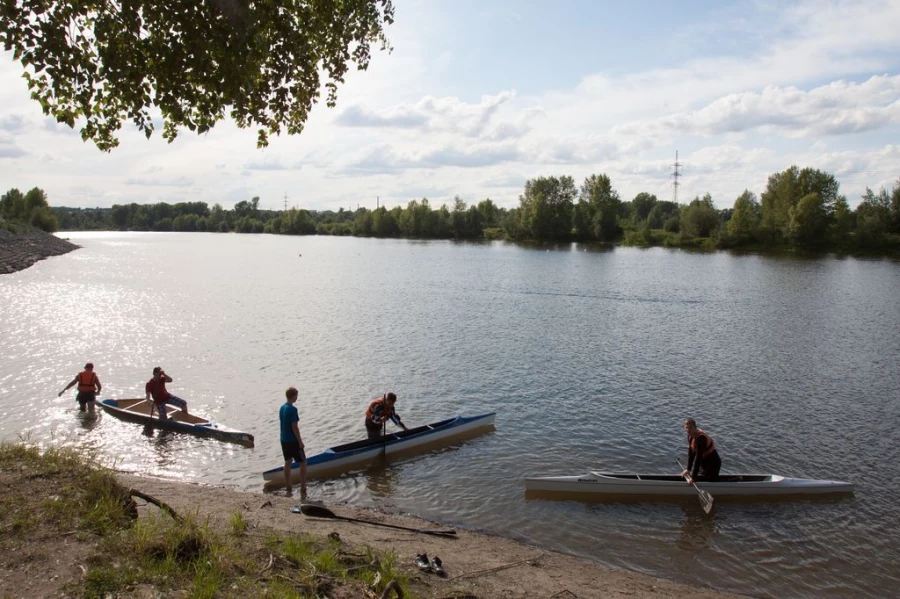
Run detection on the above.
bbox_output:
[284,460,292,493]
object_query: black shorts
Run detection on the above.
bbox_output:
[76,391,96,406]
[281,441,306,463]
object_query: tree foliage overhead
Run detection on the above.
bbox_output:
[0,0,394,150]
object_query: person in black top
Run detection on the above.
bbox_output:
[681,418,722,481]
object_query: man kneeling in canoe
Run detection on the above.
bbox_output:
[681,418,722,481]
[365,392,408,439]
[145,366,189,420]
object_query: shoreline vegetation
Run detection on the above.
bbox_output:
[3,165,898,257]
[0,442,743,598]
[1,166,899,276]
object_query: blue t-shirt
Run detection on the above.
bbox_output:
[279,402,299,442]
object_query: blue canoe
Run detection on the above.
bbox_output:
[100,397,254,447]
[263,412,496,484]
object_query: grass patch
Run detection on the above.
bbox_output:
[0,442,413,598]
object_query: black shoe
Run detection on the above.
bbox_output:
[431,556,445,577]
[414,553,431,572]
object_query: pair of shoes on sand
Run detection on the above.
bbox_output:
[414,553,445,577]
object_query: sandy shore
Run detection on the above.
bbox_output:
[116,473,746,599]
[0,224,79,274]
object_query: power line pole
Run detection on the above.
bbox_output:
[671,150,682,204]
[283,192,288,211]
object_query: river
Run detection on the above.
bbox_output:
[1,232,898,598]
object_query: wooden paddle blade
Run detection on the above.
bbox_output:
[698,490,714,514]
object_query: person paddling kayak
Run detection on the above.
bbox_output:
[365,392,408,439]
[681,418,722,482]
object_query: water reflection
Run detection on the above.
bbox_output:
[676,506,718,551]
[362,459,399,499]
[75,410,102,432]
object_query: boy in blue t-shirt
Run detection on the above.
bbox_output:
[279,387,306,497]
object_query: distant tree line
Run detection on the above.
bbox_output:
[49,195,507,240]
[0,187,59,232]
[501,166,900,252]
[10,164,900,254]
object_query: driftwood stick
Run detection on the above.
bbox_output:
[128,488,183,523]
[447,556,543,581]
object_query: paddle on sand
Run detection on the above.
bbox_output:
[676,458,714,514]
[292,502,457,537]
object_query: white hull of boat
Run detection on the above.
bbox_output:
[524,472,855,497]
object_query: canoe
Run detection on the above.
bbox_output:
[100,398,254,447]
[263,412,496,484]
[524,472,855,498]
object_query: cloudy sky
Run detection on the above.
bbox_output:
[1,0,899,211]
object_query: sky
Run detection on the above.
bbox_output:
[1,0,899,212]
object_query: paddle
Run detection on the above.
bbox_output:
[676,458,714,514]
[292,503,457,537]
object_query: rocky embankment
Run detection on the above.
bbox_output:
[0,224,79,274]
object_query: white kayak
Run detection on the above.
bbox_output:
[524,472,855,497]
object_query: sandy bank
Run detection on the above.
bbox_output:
[115,473,746,599]
[0,224,79,274]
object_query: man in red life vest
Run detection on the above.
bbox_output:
[365,392,408,439]
[145,366,189,420]
[58,362,101,412]
[681,418,722,481]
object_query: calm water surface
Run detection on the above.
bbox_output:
[1,232,898,598]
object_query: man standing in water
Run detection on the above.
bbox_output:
[58,362,101,412]
[681,418,722,481]
[280,387,306,498]
[144,366,188,420]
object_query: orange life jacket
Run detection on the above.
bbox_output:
[77,371,97,392]
[365,397,394,424]
[690,428,717,459]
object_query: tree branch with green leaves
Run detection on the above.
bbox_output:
[0,0,394,151]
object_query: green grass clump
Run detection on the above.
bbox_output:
[1,442,414,598]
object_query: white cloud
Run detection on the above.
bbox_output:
[614,75,900,139]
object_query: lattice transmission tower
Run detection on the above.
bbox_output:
[671,151,683,203]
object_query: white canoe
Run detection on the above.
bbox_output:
[264,412,496,484]
[524,472,855,497]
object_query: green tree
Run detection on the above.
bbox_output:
[854,187,892,248]
[726,190,761,244]
[517,176,576,241]
[787,192,826,247]
[760,166,840,243]
[574,174,621,241]
[890,178,900,235]
[0,0,394,150]
[234,197,260,220]
[830,195,853,247]
[680,194,720,238]
[476,198,500,228]
[647,201,679,229]
[628,192,657,225]
[451,196,468,239]
[0,188,26,220]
